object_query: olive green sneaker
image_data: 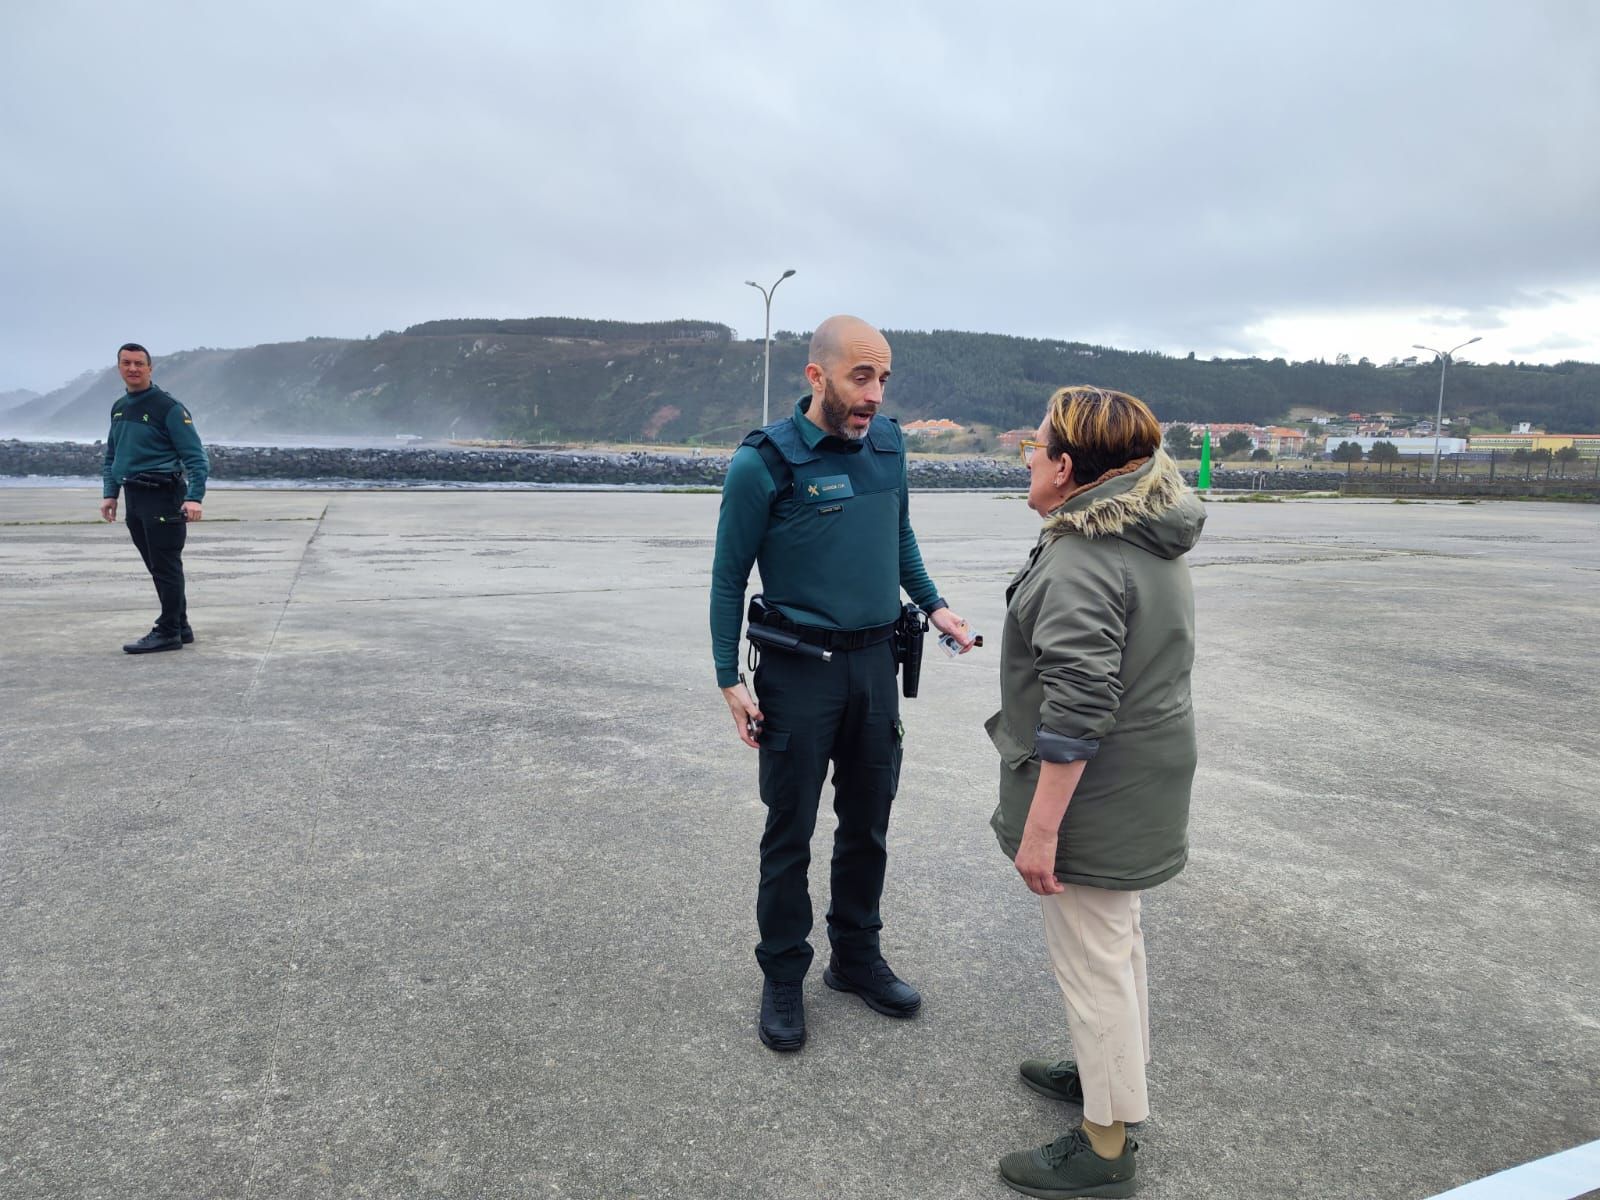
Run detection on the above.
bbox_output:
[1021,1058,1086,1104]
[998,1128,1138,1198]
[1018,1060,1145,1128]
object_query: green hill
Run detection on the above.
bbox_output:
[15,319,1600,441]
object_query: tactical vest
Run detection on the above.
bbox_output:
[740,414,907,630]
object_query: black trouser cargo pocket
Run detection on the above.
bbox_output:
[890,719,905,795]
[757,730,796,809]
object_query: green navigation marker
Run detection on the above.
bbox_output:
[1197,425,1212,491]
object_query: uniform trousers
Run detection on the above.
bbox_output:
[1040,884,1151,1126]
[124,482,188,635]
[752,638,903,981]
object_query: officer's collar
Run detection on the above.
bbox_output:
[793,396,865,454]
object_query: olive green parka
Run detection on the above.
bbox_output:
[987,451,1205,890]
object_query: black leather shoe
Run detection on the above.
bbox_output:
[123,629,182,654]
[180,625,195,644]
[823,954,921,1017]
[759,979,806,1052]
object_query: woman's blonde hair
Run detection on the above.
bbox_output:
[1044,385,1162,485]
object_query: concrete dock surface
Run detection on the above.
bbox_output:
[2,488,1597,1200]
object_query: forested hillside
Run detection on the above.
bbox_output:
[11,320,1598,442]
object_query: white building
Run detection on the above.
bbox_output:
[1323,436,1469,455]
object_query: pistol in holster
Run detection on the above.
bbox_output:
[891,603,927,699]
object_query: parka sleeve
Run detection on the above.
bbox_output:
[1026,546,1128,762]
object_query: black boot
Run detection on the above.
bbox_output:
[823,954,921,1017]
[123,629,182,654]
[758,979,806,1052]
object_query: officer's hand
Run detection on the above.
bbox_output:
[930,607,976,653]
[99,498,117,522]
[181,501,203,522]
[721,683,764,750]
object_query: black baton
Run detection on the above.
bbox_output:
[747,623,834,663]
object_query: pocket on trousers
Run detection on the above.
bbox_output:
[890,719,905,796]
[757,731,796,809]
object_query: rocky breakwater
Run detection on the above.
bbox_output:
[1,440,1343,492]
[1,440,1036,489]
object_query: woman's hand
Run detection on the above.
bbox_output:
[1015,824,1064,896]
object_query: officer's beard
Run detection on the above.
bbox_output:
[820,378,872,441]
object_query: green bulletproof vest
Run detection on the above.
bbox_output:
[742,414,906,631]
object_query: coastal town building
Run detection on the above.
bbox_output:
[902,418,966,437]
[1263,427,1308,456]
[1326,436,1470,455]
[1466,433,1600,456]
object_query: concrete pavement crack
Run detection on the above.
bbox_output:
[242,503,328,702]
[238,500,330,1197]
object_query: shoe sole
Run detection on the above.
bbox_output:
[999,1176,1135,1199]
[124,643,182,654]
[822,967,921,1018]
[758,1025,805,1053]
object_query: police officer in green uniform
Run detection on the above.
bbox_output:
[711,315,974,1051]
[98,343,209,654]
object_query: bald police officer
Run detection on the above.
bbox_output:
[99,343,209,653]
[711,315,974,1051]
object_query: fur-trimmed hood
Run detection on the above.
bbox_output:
[1040,450,1205,560]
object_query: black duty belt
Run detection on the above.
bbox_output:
[749,600,895,652]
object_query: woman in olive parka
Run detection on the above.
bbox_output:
[990,385,1205,1199]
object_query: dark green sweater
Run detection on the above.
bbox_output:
[709,398,943,687]
[101,386,210,501]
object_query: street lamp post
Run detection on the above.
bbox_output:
[745,269,796,427]
[1412,336,1481,482]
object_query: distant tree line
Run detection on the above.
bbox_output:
[403,317,733,343]
[22,317,1596,443]
[876,331,1600,434]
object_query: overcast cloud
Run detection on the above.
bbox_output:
[3,0,1598,391]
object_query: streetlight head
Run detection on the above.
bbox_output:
[1412,345,1431,352]
[1466,336,1481,345]
[781,269,796,279]
[744,280,759,288]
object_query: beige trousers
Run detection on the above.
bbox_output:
[1039,884,1151,1125]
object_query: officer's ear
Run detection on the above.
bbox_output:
[804,362,827,392]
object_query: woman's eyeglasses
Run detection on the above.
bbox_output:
[1019,439,1045,467]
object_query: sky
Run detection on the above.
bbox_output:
[3,0,1598,393]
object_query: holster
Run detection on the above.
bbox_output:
[891,603,927,699]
